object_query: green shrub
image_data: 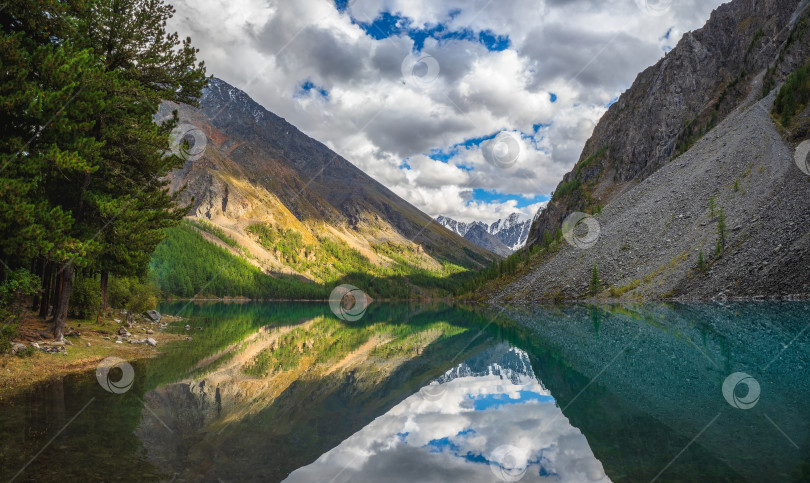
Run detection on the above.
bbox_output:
[188,219,239,247]
[773,64,810,127]
[247,223,277,246]
[0,268,39,308]
[69,274,102,318]
[108,276,159,313]
[556,178,581,197]
[127,281,158,313]
[0,269,38,351]
[0,324,16,354]
[108,276,132,309]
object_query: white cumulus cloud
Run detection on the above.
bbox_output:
[168,0,725,223]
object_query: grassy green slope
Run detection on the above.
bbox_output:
[151,221,481,299]
[150,223,327,299]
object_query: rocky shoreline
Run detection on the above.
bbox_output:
[0,310,187,397]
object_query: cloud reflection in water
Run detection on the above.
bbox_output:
[285,344,609,482]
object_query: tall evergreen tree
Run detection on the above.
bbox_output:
[590,262,601,296]
[1,0,206,339]
[1,1,105,318]
[46,0,207,337]
[81,0,206,314]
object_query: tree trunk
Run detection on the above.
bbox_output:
[52,269,63,320]
[39,262,52,318]
[53,264,74,341]
[31,258,43,311]
[100,270,109,311]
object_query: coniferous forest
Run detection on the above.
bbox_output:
[1,0,206,340]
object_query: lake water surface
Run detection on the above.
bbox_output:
[1,302,808,482]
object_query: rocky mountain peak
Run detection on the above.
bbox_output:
[437,213,535,254]
[528,0,809,247]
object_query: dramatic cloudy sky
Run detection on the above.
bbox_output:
[168,0,726,223]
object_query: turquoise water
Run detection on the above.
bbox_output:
[0,302,808,482]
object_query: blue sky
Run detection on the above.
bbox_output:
[350,10,511,52]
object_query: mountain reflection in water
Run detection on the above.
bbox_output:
[285,343,608,482]
[1,302,808,482]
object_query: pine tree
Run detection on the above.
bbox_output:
[715,209,726,257]
[76,0,206,314]
[590,262,601,296]
[1,1,106,331]
[1,0,206,338]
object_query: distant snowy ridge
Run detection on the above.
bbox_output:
[437,210,539,252]
[437,345,540,387]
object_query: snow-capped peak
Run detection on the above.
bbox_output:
[437,213,534,252]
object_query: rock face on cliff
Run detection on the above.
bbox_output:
[492,0,810,301]
[161,77,495,286]
[528,0,810,248]
[462,225,512,257]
